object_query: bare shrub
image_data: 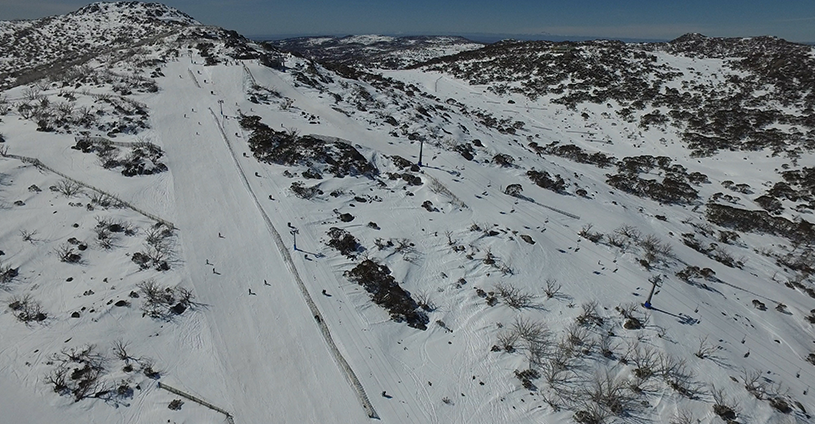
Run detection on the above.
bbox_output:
[616,302,647,329]
[576,300,603,326]
[629,342,659,380]
[111,340,132,363]
[497,329,520,353]
[694,336,718,359]
[711,384,739,421]
[658,354,695,397]
[742,368,765,399]
[137,280,194,319]
[55,243,81,263]
[90,192,123,208]
[512,316,550,346]
[598,332,617,359]
[54,179,83,197]
[544,278,562,299]
[415,290,436,312]
[605,233,627,248]
[494,283,536,309]
[1,261,19,285]
[8,294,47,322]
[47,344,105,401]
[639,233,674,263]
[575,370,634,422]
[615,224,641,241]
[578,223,604,243]
[20,229,38,243]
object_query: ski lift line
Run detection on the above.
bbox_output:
[207,108,379,419]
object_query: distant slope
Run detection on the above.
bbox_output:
[269,35,484,69]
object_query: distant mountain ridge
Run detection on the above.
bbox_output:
[268,34,484,69]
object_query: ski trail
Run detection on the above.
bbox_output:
[207,107,379,419]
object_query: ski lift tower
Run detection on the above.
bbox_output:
[643,275,663,309]
[290,227,299,251]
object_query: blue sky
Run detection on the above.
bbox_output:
[2,0,814,42]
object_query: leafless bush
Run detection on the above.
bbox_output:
[8,294,47,322]
[564,323,593,354]
[578,223,604,243]
[605,233,627,248]
[414,290,436,312]
[711,384,739,421]
[47,344,106,401]
[495,282,536,309]
[137,280,194,319]
[95,227,113,249]
[54,179,83,197]
[90,192,123,208]
[617,302,648,329]
[639,233,674,263]
[576,300,603,326]
[544,278,562,299]
[598,332,617,359]
[629,341,659,380]
[694,336,717,359]
[111,340,134,363]
[45,365,69,395]
[394,238,417,260]
[23,86,43,101]
[20,229,38,243]
[55,243,81,263]
[513,316,550,346]
[483,247,496,265]
[1,261,19,285]
[615,224,641,241]
[144,225,173,247]
[497,330,520,353]
[574,370,634,422]
[742,368,765,399]
[540,350,575,388]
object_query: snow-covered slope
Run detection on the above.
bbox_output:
[1,3,815,424]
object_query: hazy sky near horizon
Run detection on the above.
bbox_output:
[2,0,814,42]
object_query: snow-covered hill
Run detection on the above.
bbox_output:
[1,3,815,424]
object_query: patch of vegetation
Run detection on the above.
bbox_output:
[707,203,815,244]
[137,279,195,319]
[527,169,567,193]
[8,294,47,322]
[326,227,361,258]
[344,259,428,329]
[240,115,377,178]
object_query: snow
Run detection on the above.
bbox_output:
[1,19,815,424]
